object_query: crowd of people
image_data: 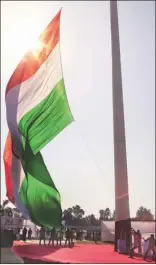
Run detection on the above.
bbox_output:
[38,227,76,248]
[20,227,32,241]
[17,225,155,261]
[129,228,155,261]
[19,226,78,248]
[36,227,100,247]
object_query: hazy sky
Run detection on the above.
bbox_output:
[1,1,155,218]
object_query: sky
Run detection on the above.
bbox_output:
[1,1,155,218]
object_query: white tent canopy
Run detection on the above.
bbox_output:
[101,221,156,242]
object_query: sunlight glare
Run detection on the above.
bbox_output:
[2,4,48,65]
[30,39,44,58]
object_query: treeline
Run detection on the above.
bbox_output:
[62,205,155,226]
[0,200,154,226]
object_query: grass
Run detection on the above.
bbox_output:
[76,240,112,245]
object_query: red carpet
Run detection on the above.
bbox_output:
[13,241,154,264]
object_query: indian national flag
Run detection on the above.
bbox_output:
[3,10,73,228]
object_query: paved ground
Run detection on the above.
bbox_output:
[12,241,155,264]
[25,239,66,245]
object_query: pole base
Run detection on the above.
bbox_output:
[0,229,24,263]
[114,219,131,254]
[1,247,24,264]
[0,230,14,248]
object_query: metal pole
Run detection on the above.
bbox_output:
[110,0,131,253]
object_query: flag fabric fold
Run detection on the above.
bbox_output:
[3,9,73,228]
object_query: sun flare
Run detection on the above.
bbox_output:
[3,11,47,63]
[30,40,44,58]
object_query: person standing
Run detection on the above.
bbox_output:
[70,229,75,247]
[58,227,63,246]
[143,234,155,261]
[36,228,39,239]
[22,227,27,242]
[48,228,56,247]
[129,228,138,258]
[65,228,70,247]
[28,228,32,240]
[56,230,60,246]
[129,228,144,258]
[39,226,46,246]
[137,230,142,254]
[16,227,21,241]
[94,231,98,244]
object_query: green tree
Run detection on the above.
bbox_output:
[85,214,97,225]
[62,208,73,225]
[0,199,10,216]
[99,209,105,220]
[72,205,85,220]
[99,208,111,220]
[136,206,154,221]
[111,210,115,221]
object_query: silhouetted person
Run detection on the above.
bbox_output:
[80,230,83,241]
[143,234,155,261]
[36,228,39,239]
[28,228,32,240]
[129,228,144,258]
[56,230,61,246]
[129,228,138,258]
[57,227,63,246]
[70,228,75,247]
[74,230,77,241]
[73,229,77,245]
[94,231,98,244]
[39,226,46,246]
[16,227,20,240]
[65,228,70,247]
[48,228,56,247]
[22,227,27,241]
[137,230,142,254]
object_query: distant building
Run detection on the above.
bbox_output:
[101,221,156,242]
[66,224,100,231]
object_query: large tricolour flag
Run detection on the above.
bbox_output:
[3,10,73,228]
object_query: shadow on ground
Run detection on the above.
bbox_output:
[22,257,68,264]
[13,243,78,256]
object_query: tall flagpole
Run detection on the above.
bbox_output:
[110,0,131,252]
